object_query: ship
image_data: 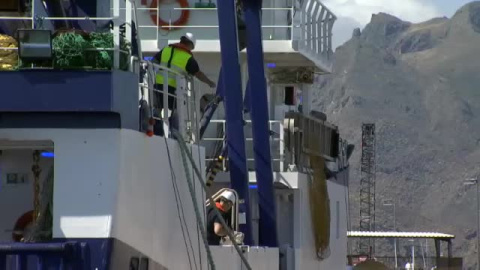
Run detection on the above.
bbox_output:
[0,0,353,269]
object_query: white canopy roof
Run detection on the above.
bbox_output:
[347,231,454,239]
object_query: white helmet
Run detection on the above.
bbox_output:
[220,190,236,204]
[182,32,196,49]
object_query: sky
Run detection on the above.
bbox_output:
[325,0,474,48]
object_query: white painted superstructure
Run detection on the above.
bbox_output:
[0,0,350,269]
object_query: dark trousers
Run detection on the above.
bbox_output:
[154,84,176,111]
[153,84,178,136]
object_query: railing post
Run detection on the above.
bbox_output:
[222,121,226,170]
[311,1,320,53]
[318,7,326,54]
[162,69,170,137]
[156,1,160,49]
[176,74,186,140]
[145,62,153,111]
[279,121,285,172]
[31,0,35,29]
[322,10,328,57]
[185,79,193,142]
[190,79,199,142]
[113,0,120,69]
[300,1,306,49]
[328,15,335,57]
[126,0,132,47]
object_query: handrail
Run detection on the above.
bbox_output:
[173,7,293,11]
[140,25,292,29]
[136,59,198,141]
[293,0,336,66]
[129,5,294,41]
[41,17,113,21]
[147,61,190,77]
[0,15,112,21]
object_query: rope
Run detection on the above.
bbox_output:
[172,129,252,270]
[191,87,204,270]
[175,131,216,270]
[164,136,198,270]
[192,86,206,270]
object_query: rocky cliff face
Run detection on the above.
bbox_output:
[312,1,480,268]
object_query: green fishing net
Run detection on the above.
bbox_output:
[52,31,130,70]
[88,32,130,70]
[52,32,89,68]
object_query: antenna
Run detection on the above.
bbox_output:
[358,123,376,256]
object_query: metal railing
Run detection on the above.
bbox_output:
[128,0,336,68]
[133,58,199,141]
[371,256,437,270]
[0,0,198,141]
[131,6,294,43]
[292,0,336,68]
[202,119,285,172]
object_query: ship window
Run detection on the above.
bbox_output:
[0,146,54,243]
[284,86,295,105]
[140,257,149,270]
[129,257,139,270]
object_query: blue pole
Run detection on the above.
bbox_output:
[243,80,251,113]
[243,0,278,247]
[216,0,253,245]
[216,68,224,98]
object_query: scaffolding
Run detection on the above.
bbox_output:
[358,123,376,256]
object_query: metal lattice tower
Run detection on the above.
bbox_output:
[358,123,376,256]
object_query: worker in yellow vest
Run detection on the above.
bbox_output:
[152,33,216,135]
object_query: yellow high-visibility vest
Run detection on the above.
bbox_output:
[155,46,192,88]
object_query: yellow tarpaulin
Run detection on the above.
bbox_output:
[0,34,18,70]
[309,153,330,260]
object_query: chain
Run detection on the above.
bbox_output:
[32,150,41,222]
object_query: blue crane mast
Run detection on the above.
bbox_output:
[215,0,278,247]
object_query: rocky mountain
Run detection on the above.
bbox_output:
[312,1,480,268]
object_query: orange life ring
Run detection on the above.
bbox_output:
[150,0,190,30]
[12,210,34,242]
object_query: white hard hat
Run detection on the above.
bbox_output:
[220,190,235,204]
[182,32,196,49]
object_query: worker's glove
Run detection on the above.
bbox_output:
[220,231,244,246]
[233,231,244,245]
